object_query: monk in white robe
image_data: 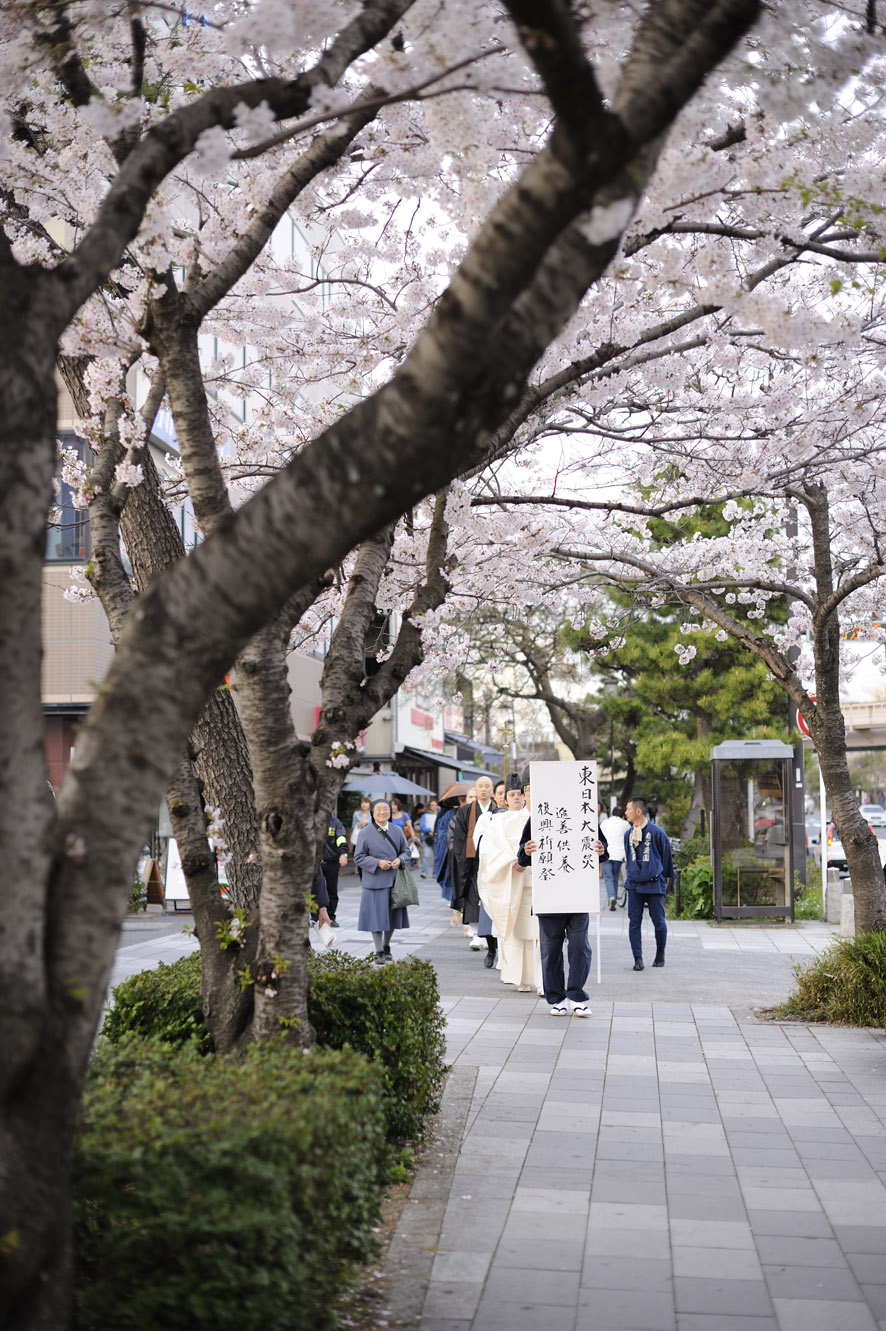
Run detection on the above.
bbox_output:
[478,781,539,991]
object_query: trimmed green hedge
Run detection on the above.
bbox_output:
[776,930,886,1025]
[102,950,210,1053]
[74,1036,387,1331]
[103,948,447,1142]
[309,950,447,1142]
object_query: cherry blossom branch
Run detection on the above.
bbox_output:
[554,544,808,702]
[51,0,416,322]
[229,45,507,161]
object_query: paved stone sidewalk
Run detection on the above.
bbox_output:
[112,879,886,1330]
[416,994,886,1331]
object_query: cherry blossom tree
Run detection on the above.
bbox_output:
[5,0,838,1324]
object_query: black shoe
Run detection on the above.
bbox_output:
[483,950,496,968]
[633,959,644,971]
[609,899,616,911]
[374,952,386,966]
[329,918,339,928]
[652,954,665,967]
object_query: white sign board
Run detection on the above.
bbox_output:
[529,760,600,914]
[163,837,190,905]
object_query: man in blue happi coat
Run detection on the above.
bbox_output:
[623,797,674,971]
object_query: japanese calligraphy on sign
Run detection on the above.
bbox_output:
[529,760,600,914]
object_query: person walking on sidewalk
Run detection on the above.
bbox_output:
[450,776,497,956]
[321,814,349,927]
[418,799,438,879]
[355,799,411,965]
[599,805,630,909]
[623,797,674,971]
[518,780,608,1017]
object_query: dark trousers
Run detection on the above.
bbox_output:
[537,913,591,1004]
[452,858,480,925]
[321,861,340,919]
[627,887,667,960]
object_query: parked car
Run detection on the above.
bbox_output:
[859,803,886,825]
[823,823,848,874]
[816,820,886,875]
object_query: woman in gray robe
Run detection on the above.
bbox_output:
[355,799,411,964]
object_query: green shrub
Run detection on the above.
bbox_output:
[127,873,147,912]
[794,863,823,921]
[678,857,714,918]
[74,1035,387,1331]
[102,950,211,1053]
[674,834,710,869]
[776,930,886,1025]
[308,950,447,1142]
[103,949,448,1142]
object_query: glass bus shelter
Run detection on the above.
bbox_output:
[710,740,796,922]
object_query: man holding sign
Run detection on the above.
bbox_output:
[519,763,608,1016]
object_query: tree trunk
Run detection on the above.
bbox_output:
[804,482,886,932]
[0,291,79,1329]
[810,701,886,932]
[680,772,706,842]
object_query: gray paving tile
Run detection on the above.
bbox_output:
[492,1235,584,1271]
[725,1131,795,1149]
[730,1149,804,1167]
[762,1263,865,1300]
[512,1186,590,1217]
[585,1225,672,1259]
[446,1174,522,1201]
[859,1282,886,1319]
[421,1281,484,1320]
[473,1097,544,1122]
[483,1265,580,1305]
[660,1105,722,1123]
[575,1287,676,1330]
[673,1276,774,1316]
[580,1254,673,1292]
[665,1171,739,1192]
[672,1246,763,1281]
[430,1250,493,1284]
[793,1140,869,1162]
[786,1125,854,1144]
[472,1300,576,1331]
[519,1166,594,1190]
[813,1178,886,1226]
[755,1235,847,1267]
[747,1209,835,1238]
[417,1319,472,1331]
[522,1141,599,1169]
[595,1139,665,1162]
[592,1159,666,1184]
[668,1194,750,1222]
[770,1297,879,1330]
[677,1315,777,1330]
[832,1224,886,1253]
[592,1176,667,1205]
[805,1158,881,1180]
[847,1252,886,1284]
[669,1218,755,1250]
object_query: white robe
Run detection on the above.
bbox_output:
[478,809,539,988]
